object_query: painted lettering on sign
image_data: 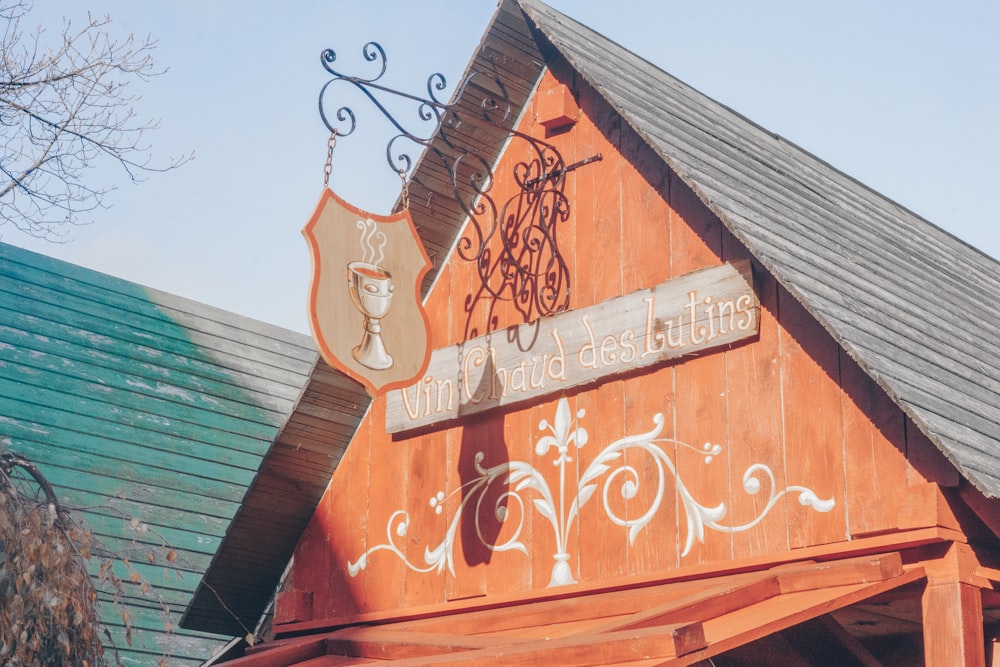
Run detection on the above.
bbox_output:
[386,261,758,432]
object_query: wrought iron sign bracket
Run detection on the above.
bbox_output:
[523,153,603,189]
[318,42,599,323]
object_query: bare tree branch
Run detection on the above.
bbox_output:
[0,0,190,239]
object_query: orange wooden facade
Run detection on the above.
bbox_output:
[256,60,1000,666]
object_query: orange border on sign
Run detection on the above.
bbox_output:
[302,188,434,397]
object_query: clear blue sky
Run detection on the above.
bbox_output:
[12,1,999,334]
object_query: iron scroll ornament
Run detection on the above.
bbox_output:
[318,42,596,324]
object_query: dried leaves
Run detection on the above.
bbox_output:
[0,468,105,665]
[1,453,179,666]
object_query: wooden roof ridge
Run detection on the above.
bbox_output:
[514,0,1000,499]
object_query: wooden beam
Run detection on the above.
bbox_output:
[590,553,902,636]
[672,567,927,666]
[922,580,985,667]
[898,482,962,532]
[394,577,712,635]
[378,623,707,667]
[587,573,781,634]
[324,627,532,659]
[774,552,903,593]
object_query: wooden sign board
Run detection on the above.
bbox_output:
[304,189,432,396]
[385,260,758,432]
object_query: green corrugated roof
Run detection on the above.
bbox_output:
[0,241,316,665]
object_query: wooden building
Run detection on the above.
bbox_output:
[193,1,1000,664]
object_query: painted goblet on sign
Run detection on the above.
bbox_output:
[347,259,394,370]
[304,189,432,395]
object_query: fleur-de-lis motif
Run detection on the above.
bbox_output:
[536,398,587,465]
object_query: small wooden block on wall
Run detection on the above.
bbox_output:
[537,83,579,129]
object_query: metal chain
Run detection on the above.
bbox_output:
[323,130,337,188]
[399,170,410,210]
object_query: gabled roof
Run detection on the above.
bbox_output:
[517,0,1000,499]
[194,0,1000,642]
[0,241,316,664]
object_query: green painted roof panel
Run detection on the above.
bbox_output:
[0,241,316,664]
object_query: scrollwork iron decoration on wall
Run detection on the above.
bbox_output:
[318,42,590,325]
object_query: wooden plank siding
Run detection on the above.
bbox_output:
[0,242,316,665]
[517,0,1000,499]
[182,0,1000,654]
[281,48,955,626]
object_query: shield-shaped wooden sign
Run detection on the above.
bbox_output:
[303,189,432,395]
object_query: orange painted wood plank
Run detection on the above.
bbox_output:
[294,402,371,620]
[616,104,679,579]
[232,637,327,666]
[510,399,550,594]
[574,382,630,583]
[588,573,781,634]
[357,399,409,613]
[669,174,732,567]
[326,627,532,659]
[841,353,909,537]
[561,76,628,587]
[922,581,986,667]
[398,576,709,636]
[773,552,903,593]
[906,422,962,488]
[401,429,450,609]
[671,566,927,666]
[620,368,682,577]
[721,240,790,560]
[383,623,706,667]
[958,484,1000,542]
[445,414,498,603]
[776,288,847,549]
[618,120,671,295]
[292,657,382,666]
[589,552,901,637]
[898,482,963,532]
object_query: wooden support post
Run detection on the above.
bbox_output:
[921,580,984,667]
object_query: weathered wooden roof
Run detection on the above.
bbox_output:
[516,0,1000,499]
[0,241,316,664]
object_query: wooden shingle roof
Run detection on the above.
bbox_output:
[0,241,317,664]
[517,0,1000,499]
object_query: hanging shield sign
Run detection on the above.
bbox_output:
[303,189,433,396]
